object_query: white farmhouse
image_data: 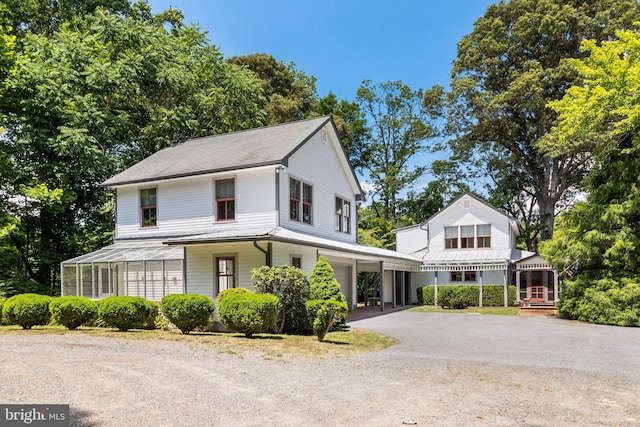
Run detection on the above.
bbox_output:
[61,116,422,310]
[394,192,558,306]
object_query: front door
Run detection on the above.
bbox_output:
[530,271,545,302]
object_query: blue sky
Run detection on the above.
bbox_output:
[147,1,497,101]
[145,1,498,195]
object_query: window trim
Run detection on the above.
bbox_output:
[289,177,313,224]
[450,271,477,283]
[215,254,236,296]
[445,224,492,250]
[291,255,302,269]
[215,177,236,222]
[477,224,491,248]
[139,187,158,228]
[335,196,351,234]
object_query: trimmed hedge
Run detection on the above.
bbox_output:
[161,293,216,334]
[218,292,278,338]
[416,285,517,307]
[305,299,348,342]
[50,296,98,330]
[217,287,252,303]
[98,296,158,331]
[438,287,475,309]
[2,293,52,329]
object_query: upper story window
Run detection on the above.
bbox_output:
[445,224,492,249]
[290,178,312,224]
[477,224,491,248]
[460,225,475,249]
[335,197,351,234]
[444,226,458,249]
[140,188,157,228]
[215,178,235,221]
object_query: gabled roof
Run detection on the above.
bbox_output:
[426,192,516,224]
[394,192,518,234]
[102,116,344,187]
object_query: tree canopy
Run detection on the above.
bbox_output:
[540,27,640,326]
[356,80,443,226]
[438,0,640,251]
[0,3,264,294]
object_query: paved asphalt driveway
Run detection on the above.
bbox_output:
[350,311,640,377]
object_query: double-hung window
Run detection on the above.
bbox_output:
[335,197,351,233]
[444,226,458,249]
[289,178,312,224]
[140,188,157,227]
[215,178,235,221]
[216,256,235,294]
[477,224,491,248]
[460,225,475,249]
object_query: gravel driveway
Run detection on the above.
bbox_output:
[1,312,639,426]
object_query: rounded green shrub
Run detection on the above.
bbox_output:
[305,299,348,342]
[218,293,278,338]
[217,287,252,303]
[98,296,158,331]
[2,293,52,329]
[50,296,98,330]
[161,293,216,334]
[438,287,474,309]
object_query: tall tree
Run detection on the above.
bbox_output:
[356,80,443,225]
[312,92,368,170]
[0,6,264,294]
[228,53,317,125]
[439,0,640,251]
[540,28,640,326]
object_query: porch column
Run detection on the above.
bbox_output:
[379,261,384,312]
[516,269,521,303]
[479,270,483,307]
[553,270,559,302]
[434,271,439,306]
[503,269,508,307]
[401,271,406,307]
[392,270,396,308]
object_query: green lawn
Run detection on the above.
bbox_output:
[407,306,520,316]
[0,325,396,359]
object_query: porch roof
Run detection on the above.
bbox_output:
[414,248,536,271]
[164,227,423,265]
[61,240,184,264]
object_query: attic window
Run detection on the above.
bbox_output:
[463,199,471,209]
[321,128,328,143]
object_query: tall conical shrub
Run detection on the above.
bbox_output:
[309,256,346,302]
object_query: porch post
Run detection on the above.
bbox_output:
[392,270,396,308]
[503,269,508,307]
[553,270,559,302]
[516,268,521,303]
[401,271,406,307]
[434,271,439,306]
[379,261,384,312]
[479,270,483,307]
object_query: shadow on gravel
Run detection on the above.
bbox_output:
[69,407,99,427]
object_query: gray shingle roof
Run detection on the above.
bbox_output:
[102,116,333,187]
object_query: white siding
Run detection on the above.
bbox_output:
[185,242,267,299]
[270,242,318,274]
[281,126,359,243]
[395,226,428,254]
[426,195,513,252]
[114,166,277,239]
